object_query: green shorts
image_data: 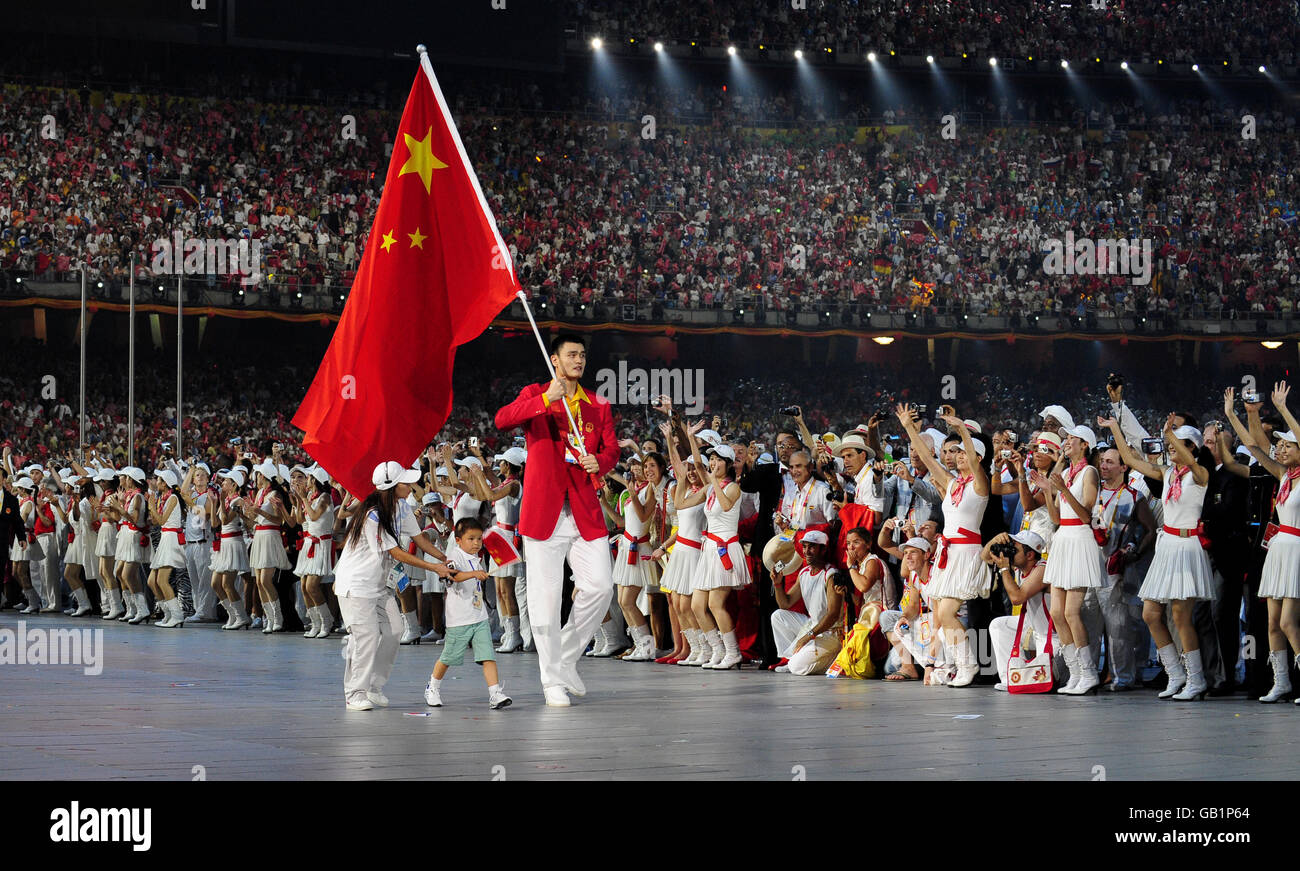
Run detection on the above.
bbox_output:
[439,620,495,667]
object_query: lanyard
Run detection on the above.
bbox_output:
[792,478,815,523]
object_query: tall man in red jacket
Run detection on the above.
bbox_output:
[495,334,620,707]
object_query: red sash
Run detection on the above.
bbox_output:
[214,530,243,553]
[935,527,981,570]
[675,536,701,550]
[623,531,649,564]
[1164,522,1211,549]
[163,527,186,545]
[705,531,740,570]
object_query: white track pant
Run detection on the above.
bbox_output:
[35,533,58,608]
[989,615,1065,684]
[1099,572,1145,686]
[787,633,841,675]
[515,571,533,646]
[184,541,217,619]
[771,609,814,659]
[521,503,613,691]
[337,593,402,705]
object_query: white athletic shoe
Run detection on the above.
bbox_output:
[419,628,444,643]
[250,616,264,630]
[488,688,512,709]
[366,690,390,707]
[345,698,373,712]
[559,664,587,698]
[543,687,571,707]
[424,684,442,707]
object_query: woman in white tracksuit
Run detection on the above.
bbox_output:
[335,461,450,712]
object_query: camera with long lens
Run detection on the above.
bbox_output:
[990,541,1018,561]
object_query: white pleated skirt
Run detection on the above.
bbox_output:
[9,536,39,563]
[294,535,333,577]
[151,531,188,570]
[249,527,291,570]
[1138,532,1215,602]
[1259,531,1300,599]
[612,537,657,587]
[1042,524,1104,590]
[694,538,751,591]
[210,536,251,574]
[929,543,990,600]
[114,526,152,565]
[660,543,703,595]
[95,523,118,558]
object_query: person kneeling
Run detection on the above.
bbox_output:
[424,518,512,710]
[783,532,849,675]
[984,531,1062,692]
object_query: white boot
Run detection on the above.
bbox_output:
[1156,644,1187,699]
[700,629,724,668]
[303,606,320,637]
[262,600,278,633]
[69,587,91,617]
[118,590,134,621]
[591,622,621,656]
[155,599,176,627]
[1064,644,1100,695]
[165,599,187,628]
[103,588,124,620]
[128,593,149,624]
[678,629,701,666]
[949,632,980,687]
[315,608,335,637]
[1171,649,1207,701]
[496,617,522,653]
[220,600,236,629]
[624,625,655,661]
[226,600,251,630]
[399,610,421,644]
[1260,649,1293,703]
[716,630,743,669]
[1056,644,1080,693]
[21,588,41,613]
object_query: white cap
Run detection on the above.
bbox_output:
[454,456,484,469]
[251,460,279,482]
[1173,425,1203,448]
[501,447,527,466]
[93,468,117,482]
[1040,405,1076,430]
[120,466,146,483]
[756,452,775,466]
[435,466,450,478]
[1011,530,1046,554]
[801,529,830,546]
[58,467,73,479]
[921,428,946,455]
[154,469,179,488]
[309,466,331,485]
[903,536,931,553]
[696,429,723,448]
[194,462,211,474]
[276,463,291,482]
[421,492,441,505]
[372,461,420,491]
[951,437,987,459]
[708,444,736,461]
[25,464,45,475]
[1274,430,1298,445]
[962,419,982,434]
[1064,425,1097,451]
[14,476,34,490]
[218,468,246,488]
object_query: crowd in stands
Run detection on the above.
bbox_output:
[570,0,1300,65]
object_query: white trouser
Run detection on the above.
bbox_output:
[771,609,814,659]
[1079,587,1105,673]
[337,593,403,705]
[989,614,1067,684]
[787,633,841,675]
[1099,571,1144,686]
[36,533,59,607]
[521,503,614,691]
[515,571,532,646]
[184,540,217,618]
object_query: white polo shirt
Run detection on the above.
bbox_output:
[333,506,420,598]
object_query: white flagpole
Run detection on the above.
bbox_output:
[79,268,87,464]
[515,290,588,457]
[177,273,183,458]
[128,255,136,466]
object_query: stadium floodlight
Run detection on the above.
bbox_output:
[1121,61,1129,70]
[794,49,803,59]
[654,41,663,53]
[727,45,737,56]
[1191,63,1199,71]
[590,37,602,50]
[1259,65,1267,73]
[96,281,103,289]
[988,57,997,67]
[926,55,935,64]
[1060,60,1068,69]
[872,336,895,346]
[867,51,877,62]
[1262,341,1284,349]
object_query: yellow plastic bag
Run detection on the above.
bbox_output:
[826,603,883,680]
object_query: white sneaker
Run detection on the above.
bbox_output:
[774,664,791,673]
[543,687,571,707]
[419,628,444,643]
[345,698,373,712]
[994,682,1008,692]
[559,664,587,697]
[424,683,442,707]
[366,691,390,707]
[488,689,512,709]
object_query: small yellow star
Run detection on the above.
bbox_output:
[379,230,396,253]
[398,127,448,194]
[408,227,427,249]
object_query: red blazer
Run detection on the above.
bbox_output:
[494,382,620,541]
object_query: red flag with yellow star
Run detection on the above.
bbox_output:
[292,51,518,496]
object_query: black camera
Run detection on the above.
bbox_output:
[828,488,845,503]
[914,404,928,414]
[779,405,802,417]
[990,541,1018,561]
[1107,373,1124,389]
[1141,437,1164,455]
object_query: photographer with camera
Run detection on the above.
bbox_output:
[881,429,944,546]
[1105,375,1151,448]
[982,531,1057,691]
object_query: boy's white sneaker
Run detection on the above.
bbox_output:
[488,688,512,709]
[424,683,442,707]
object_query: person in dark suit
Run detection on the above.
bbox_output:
[1201,423,1252,694]
[739,443,783,667]
[0,468,20,608]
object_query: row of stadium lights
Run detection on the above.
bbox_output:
[590,39,1268,73]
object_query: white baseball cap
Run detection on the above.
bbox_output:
[708,444,736,461]
[903,536,931,553]
[218,468,246,488]
[93,468,117,482]
[951,437,987,459]
[1011,530,1046,554]
[154,469,179,488]
[1173,425,1203,449]
[119,466,146,483]
[1040,405,1076,430]
[435,466,450,478]
[962,419,982,434]
[801,529,830,546]
[756,452,775,466]
[14,476,34,490]
[454,456,484,469]
[309,466,331,485]
[1064,425,1097,451]
[696,429,723,448]
[372,461,420,491]
[251,460,279,482]
[421,492,441,505]
[501,447,527,466]
[1274,430,1298,445]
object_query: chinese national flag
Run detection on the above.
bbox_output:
[293,54,518,497]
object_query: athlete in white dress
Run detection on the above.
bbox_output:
[1039,425,1104,695]
[93,472,123,619]
[292,473,336,638]
[243,463,291,633]
[211,468,253,629]
[1104,413,1213,701]
[112,468,152,624]
[610,467,660,661]
[10,479,44,613]
[1225,382,1300,703]
[687,425,749,670]
[658,421,708,665]
[895,404,989,687]
[67,482,100,616]
[145,471,189,628]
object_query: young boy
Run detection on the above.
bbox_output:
[424,518,512,709]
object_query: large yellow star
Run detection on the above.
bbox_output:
[379,230,397,252]
[408,227,427,249]
[398,127,448,193]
